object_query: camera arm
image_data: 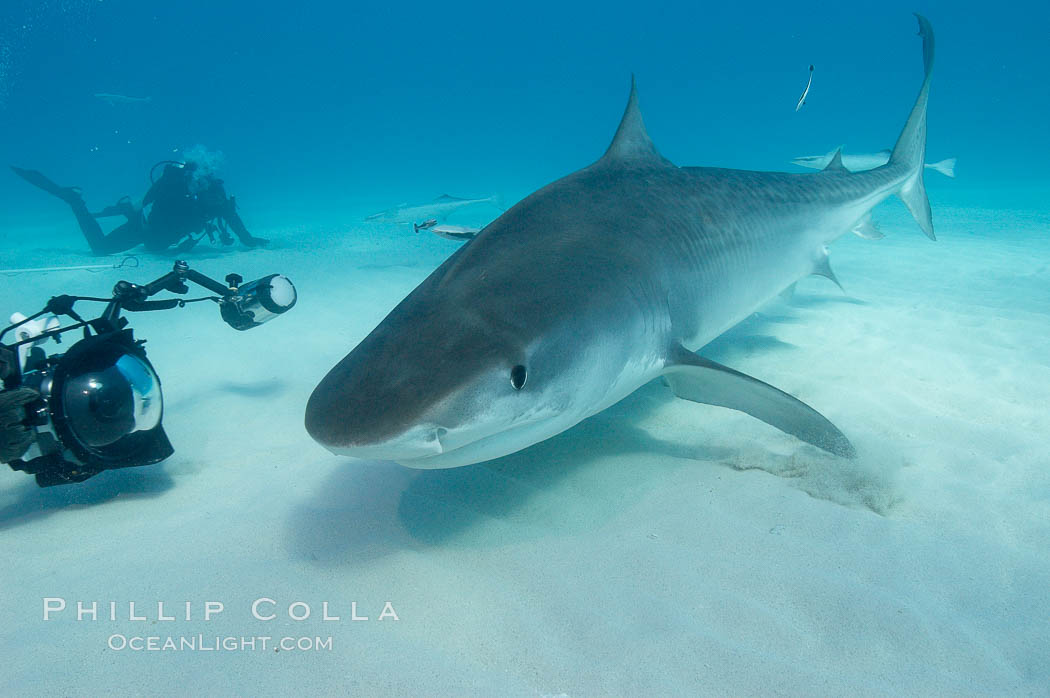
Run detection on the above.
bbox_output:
[97,260,237,327]
[2,260,293,361]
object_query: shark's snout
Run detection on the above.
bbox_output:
[305,291,524,466]
[305,373,437,457]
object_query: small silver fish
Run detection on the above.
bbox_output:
[795,65,813,112]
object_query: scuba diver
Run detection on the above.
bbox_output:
[10,159,268,255]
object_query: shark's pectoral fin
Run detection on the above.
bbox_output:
[662,345,856,458]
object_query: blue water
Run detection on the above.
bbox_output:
[1,0,1048,237]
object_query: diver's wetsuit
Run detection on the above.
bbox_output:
[10,163,267,255]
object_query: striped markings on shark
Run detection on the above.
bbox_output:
[306,14,939,469]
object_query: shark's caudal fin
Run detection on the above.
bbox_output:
[888,13,936,240]
[925,157,956,178]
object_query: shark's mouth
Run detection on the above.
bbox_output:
[384,408,573,470]
[396,429,530,470]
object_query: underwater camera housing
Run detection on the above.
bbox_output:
[10,329,172,487]
[1,261,296,487]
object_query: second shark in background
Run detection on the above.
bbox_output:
[365,194,501,225]
[793,148,956,178]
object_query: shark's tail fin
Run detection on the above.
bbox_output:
[925,157,956,178]
[889,13,936,240]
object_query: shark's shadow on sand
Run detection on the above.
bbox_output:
[214,378,286,398]
[289,293,898,567]
[288,383,723,565]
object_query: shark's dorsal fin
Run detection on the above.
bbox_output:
[596,76,674,169]
[823,148,849,173]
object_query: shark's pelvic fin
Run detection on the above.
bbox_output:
[889,13,936,240]
[596,76,675,169]
[851,213,884,240]
[823,148,849,173]
[662,345,856,458]
[811,247,845,292]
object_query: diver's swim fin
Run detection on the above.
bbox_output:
[10,166,83,203]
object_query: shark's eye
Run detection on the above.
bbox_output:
[510,365,527,390]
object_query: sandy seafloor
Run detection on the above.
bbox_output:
[0,184,1048,696]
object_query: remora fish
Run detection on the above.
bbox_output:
[364,194,500,224]
[793,149,956,178]
[93,93,152,104]
[412,219,479,239]
[795,64,814,112]
[307,14,938,469]
[428,224,480,241]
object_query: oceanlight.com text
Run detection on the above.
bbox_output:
[107,634,333,652]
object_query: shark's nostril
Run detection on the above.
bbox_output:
[431,426,451,453]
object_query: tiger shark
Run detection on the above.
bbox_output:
[306,14,937,468]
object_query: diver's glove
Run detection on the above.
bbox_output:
[0,387,39,464]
